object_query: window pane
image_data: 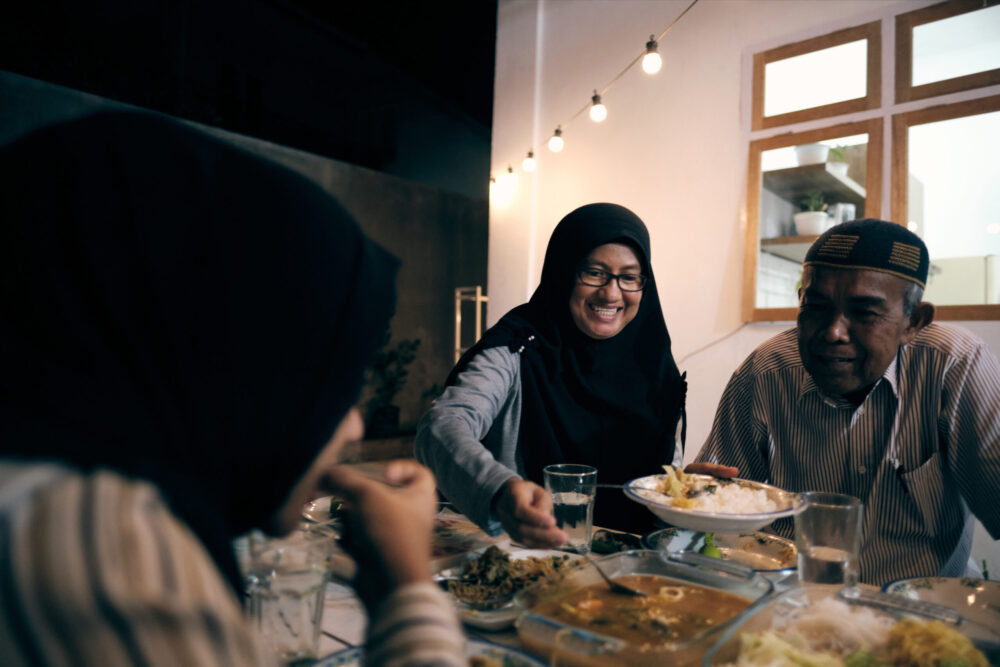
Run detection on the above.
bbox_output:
[764,40,867,117]
[909,111,1000,305]
[913,6,1000,86]
[756,134,868,308]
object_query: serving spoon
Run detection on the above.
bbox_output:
[582,554,647,597]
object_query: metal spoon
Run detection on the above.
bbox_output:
[582,554,647,597]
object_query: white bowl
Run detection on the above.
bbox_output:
[625,474,803,533]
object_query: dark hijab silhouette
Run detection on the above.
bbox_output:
[0,111,397,591]
[449,203,685,532]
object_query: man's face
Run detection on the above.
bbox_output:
[797,267,921,398]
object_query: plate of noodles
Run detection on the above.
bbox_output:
[883,577,1000,638]
[625,467,803,533]
[703,583,1000,666]
[435,545,581,630]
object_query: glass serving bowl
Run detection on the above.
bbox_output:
[513,549,774,667]
[701,583,1000,666]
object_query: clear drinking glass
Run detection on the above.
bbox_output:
[543,463,598,554]
[794,492,863,589]
[247,525,335,664]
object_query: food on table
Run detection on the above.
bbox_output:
[445,546,574,609]
[699,532,722,559]
[724,597,988,666]
[467,657,502,667]
[529,574,751,649]
[590,529,642,554]
[656,466,780,514]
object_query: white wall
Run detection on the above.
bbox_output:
[491,0,1000,569]
[490,0,1000,446]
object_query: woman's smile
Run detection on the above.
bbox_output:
[569,243,643,340]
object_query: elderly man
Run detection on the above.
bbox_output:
[689,219,1000,585]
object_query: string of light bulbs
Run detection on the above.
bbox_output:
[491,0,699,201]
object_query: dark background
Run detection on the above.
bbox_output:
[0,0,497,196]
[0,0,498,433]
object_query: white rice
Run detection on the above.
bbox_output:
[688,482,779,514]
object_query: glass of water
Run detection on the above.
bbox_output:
[794,492,863,589]
[543,463,598,554]
[247,525,334,664]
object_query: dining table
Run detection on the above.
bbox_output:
[315,510,546,659]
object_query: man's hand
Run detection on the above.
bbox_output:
[684,462,739,478]
[493,478,567,548]
[321,460,437,610]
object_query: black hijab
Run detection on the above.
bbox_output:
[0,111,397,591]
[449,203,685,533]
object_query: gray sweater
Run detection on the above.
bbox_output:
[415,346,522,534]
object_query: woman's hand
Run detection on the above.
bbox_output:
[493,478,568,548]
[321,459,437,610]
[683,462,739,478]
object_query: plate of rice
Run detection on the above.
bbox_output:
[624,466,802,533]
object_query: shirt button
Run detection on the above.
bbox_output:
[858,465,867,474]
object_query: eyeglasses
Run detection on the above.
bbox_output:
[576,268,648,292]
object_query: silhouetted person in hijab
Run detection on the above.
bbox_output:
[0,111,464,666]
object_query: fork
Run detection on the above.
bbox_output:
[582,554,647,597]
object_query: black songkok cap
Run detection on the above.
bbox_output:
[803,218,929,288]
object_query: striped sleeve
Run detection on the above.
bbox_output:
[364,582,465,667]
[939,333,1000,538]
[695,351,771,482]
[0,469,267,667]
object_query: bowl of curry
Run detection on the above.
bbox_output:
[513,549,774,667]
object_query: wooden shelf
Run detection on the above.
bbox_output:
[760,235,819,263]
[762,163,866,209]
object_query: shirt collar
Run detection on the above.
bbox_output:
[798,351,901,406]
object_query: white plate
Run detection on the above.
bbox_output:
[625,474,802,533]
[313,638,548,666]
[436,548,581,631]
[882,576,1000,632]
[643,527,797,573]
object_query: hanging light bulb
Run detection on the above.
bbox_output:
[490,171,515,207]
[642,35,662,74]
[548,127,564,153]
[589,90,607,123]
[522,150,536,172]
[503,165,518,188]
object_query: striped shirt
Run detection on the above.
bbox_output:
[696,323,1000,585]
[0,464,465,667]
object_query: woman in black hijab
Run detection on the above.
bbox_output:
[417,203,685,541]
[0,111,464,666]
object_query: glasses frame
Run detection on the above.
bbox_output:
[575,267,648,292]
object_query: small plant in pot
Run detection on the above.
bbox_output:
[366,333,420,438]
[793,191,831,236]
[827,145,849,178]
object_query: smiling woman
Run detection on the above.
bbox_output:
[416,203,688,541]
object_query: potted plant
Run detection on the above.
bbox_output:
[794,143,829,166]
[366,334,420,438]
[793,191,831,235]
[827,145,849,178]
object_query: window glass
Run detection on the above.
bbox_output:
[756,134,869,309]
[912,5,1000,86]
[764,40,867,117]
[909,111,1000,305]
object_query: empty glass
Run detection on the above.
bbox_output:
[246,525,335,664]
